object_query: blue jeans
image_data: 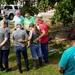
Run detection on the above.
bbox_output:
[30,43,42,60]
[41,42,48,63]
[14,46,29,70]
[0,49,10,68]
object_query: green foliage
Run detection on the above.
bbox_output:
[5,0,17,4]
[51,0,75,25]
[20,5,39,16]
[38,0,48,12]
[37,0,62,12]
[0,0,5,6]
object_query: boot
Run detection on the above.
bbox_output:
[0,67,5,71]
[33,60,38,70]
[38,57,43,66]
[6,68,11,72]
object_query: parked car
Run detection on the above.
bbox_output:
[0,5,19,20]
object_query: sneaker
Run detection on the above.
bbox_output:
[6,68,11,72]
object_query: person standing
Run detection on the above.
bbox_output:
[36,19,50,63]
[58,32,75,75]
[4,20,10,56]
[28,23,42,69]
[12,11,24,29]
[24,13,36,34]
[0,15,10,29]
[0,21,11,72]
[36,14,43,30]
[11,24,29,73]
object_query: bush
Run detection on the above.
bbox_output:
[38,0,49,12]
[20,5,39,16]
[51,0,75,26]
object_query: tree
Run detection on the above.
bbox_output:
[38,0,49,12]
[5,0,16,4]
[0,0,5,6]
[51,0,75,26]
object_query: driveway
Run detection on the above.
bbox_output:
[38,9,55,19]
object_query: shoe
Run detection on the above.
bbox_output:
[38,57,43,66]
[6,68,11,72]
[19,70,23,73]
[0,67,5,71]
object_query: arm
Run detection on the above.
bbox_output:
[0,37,8,47]
[18,30,32,43]
[19,30,33,43]
[11,39,14,45]
[27,40,30,48]
[28,30,33,40]
[18,38,28,43]
[24,24,28,30]
[0,30,8,48]
[58,66,64,74]
[58,51,68,74]
[36,30,46,41]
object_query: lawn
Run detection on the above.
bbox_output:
[0,23,64,75]
[0,44,62,75]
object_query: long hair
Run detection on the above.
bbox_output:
[29,23,39,34]
[34,25,39,34]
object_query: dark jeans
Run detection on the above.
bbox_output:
[14,46,29,71]
[41,42,48,63]
[0,49,10,68]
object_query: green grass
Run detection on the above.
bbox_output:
[0,23,63,75]
[0,45,62,75]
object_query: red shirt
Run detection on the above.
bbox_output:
[39,23,49,43]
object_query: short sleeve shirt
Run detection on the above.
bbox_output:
[13,15,24,28]
[58,46,75,75]
[24,16,36,29]
[39,23,49,43]
[29,30,40,44]
[0,28,9,50]
[12,29,28,47]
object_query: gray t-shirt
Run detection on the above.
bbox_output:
[5,27,10,47]
[0,28,9,50]
[29,30,40,44]
[12,29,28,47]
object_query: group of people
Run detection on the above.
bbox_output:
[0,11,50,73]
[0,10,75,75]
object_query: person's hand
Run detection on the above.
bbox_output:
[27,42,30,48]
[18,39,23,43]
[36,38,39,42]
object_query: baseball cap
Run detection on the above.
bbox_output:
[15,11,20,16]
[29,23,34,27]
[37,14,42,18]
[16,23,21,26]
